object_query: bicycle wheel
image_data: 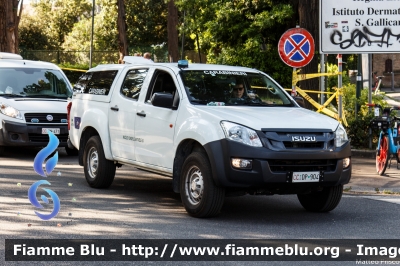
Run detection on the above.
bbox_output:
[376,135,389,175]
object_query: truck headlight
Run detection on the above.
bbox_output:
[334,124,348,147]
[221,121,262,147]
[0,103,23,119]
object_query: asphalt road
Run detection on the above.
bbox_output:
[2,147,400,266]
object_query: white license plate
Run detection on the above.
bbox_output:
[42,128,60,135]
[292,171,320,183]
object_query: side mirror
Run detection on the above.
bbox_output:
[293,96,305,108]
[151,92,173,108]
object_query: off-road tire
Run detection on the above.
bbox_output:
[297,185,343,212]
[376,135,389,176]
[180,152,225,218]
[83,136,116,188]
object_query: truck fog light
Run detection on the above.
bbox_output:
[231,158,252,169]
[11,133,19,140]
[343,157,350,169]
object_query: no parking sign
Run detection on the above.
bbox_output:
[278,28,315,68]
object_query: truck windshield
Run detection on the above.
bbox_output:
[0,68,72,99]
[180,70,294,106]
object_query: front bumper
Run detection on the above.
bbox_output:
[0,120,68,147]
[204,139,352,192]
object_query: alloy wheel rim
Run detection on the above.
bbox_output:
[87,147,99,179]
[185,166,204,205]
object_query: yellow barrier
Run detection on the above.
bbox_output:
[60,67,87,72]
[290,70,347,126]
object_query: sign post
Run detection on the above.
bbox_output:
[337,54,343,120]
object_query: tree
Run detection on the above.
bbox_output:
[19,15,51,50]
[117,0,128,63]
[0,0,23,53]
[297,0,319,104]
[125,0,168,47]
[31,0,91,50]
[176,0,297,86]
[167,0,179,62]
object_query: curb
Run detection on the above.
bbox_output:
[351,149,376,159]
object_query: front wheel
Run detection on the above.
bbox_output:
[376,135,389,175]
[180,152,225,218]
[83,136,116,188]
[297,185,343,212]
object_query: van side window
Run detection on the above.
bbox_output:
[73,70,118,95]
[120,68,148,100]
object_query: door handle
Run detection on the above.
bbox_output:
[136,111,146,117]
[111,106,119,111]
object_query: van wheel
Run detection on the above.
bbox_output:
[180,152,225,218]
[297,185,343,212]
[65,146,79,156]
[83,136,116,188]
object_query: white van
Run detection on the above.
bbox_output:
[0,52,75,155]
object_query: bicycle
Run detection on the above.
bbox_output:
[372,72,383,95]
[368,103,400,175]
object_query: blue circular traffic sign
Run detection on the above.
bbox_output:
[278,28,315,68]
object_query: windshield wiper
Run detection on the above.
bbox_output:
[190,99,209,105]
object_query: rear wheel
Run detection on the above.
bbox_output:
[83,136,116,188]
[297,185,343,212]
[376,135,389,175]
[180,152,225,218]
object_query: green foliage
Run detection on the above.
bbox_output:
[209,44,292,87]
[32,0,92,48]
[326,63,351,89]
[125,0,168,46]
[176,0,296,87]
[19,16,51,50]
[341,83,387,149]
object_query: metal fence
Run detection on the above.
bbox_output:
[20,47,170,66]
[20,48,205,67]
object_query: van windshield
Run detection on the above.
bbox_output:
[0,68,72,99]
[180,70,294,106]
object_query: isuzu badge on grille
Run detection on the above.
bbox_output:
[292,136,316,142]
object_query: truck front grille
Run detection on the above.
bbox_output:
[28,133,68,143]
[25,113,67,124]
[261,129,335,151]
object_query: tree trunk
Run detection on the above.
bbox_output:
[0,0,22,53]
[298,0,319,109]
[167,0,179,62]
[117,0,128,63]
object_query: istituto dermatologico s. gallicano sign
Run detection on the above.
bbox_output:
[319,0,400,54]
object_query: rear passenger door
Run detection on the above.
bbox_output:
[134,69,180,169]
[108,68,149,159]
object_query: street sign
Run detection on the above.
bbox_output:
[319,0,400,54]
[278,28,315,68]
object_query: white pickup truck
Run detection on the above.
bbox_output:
[68,57,351,218]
